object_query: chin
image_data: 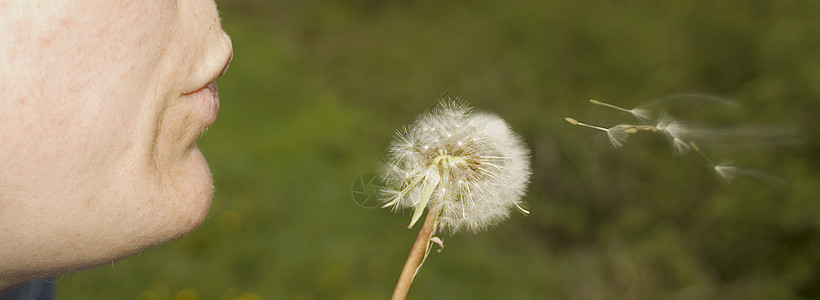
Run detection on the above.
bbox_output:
[156,145,214,240]
[0,146,215,289]
[79,146,214,279]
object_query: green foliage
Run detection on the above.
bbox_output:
[58,0,820,299]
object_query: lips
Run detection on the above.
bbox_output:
[183,80,220,127]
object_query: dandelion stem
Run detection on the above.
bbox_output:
[392,201,439,300]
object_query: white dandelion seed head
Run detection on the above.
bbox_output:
[606,125,632,148]
[379,98,531,233]
[671,137,691,154]
[656,113,688,139]
[656,113,691,154]
[630,108,652,120]
[714,162,737,182]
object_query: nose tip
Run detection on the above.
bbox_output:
[219,32,233,77]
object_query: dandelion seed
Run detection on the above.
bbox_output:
[565,117,633,148]
[568,96,786,188]
[713,162,786,185]
[564,117,580,125]
[714,162,737,181]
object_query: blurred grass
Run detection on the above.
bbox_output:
[57,1,820,299]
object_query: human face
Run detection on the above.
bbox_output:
[0,0,233,288]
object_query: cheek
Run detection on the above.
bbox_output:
[0,82,213,279]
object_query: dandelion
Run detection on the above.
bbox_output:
[378,94,531,299]
[380,98,531,233]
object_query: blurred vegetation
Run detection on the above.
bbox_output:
[58,0,820,299]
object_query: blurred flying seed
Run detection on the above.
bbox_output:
[567,97,788,184]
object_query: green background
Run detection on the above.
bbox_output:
[58,1,820,299]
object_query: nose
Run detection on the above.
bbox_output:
[219,32,233,77]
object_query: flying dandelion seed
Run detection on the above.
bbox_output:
[566,98,787,184]
[713,161,786,185]
[714,162,738,181]
[564,117,635,148]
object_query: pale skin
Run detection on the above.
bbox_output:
[0,0,233,289]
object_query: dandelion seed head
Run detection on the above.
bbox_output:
[656,113,687,138]
[714,162,737,181]
[656,113,692,153]
[630,108,651,120]
[606,125,632,148]
[672,137,691,154]
[379,98,531,233]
